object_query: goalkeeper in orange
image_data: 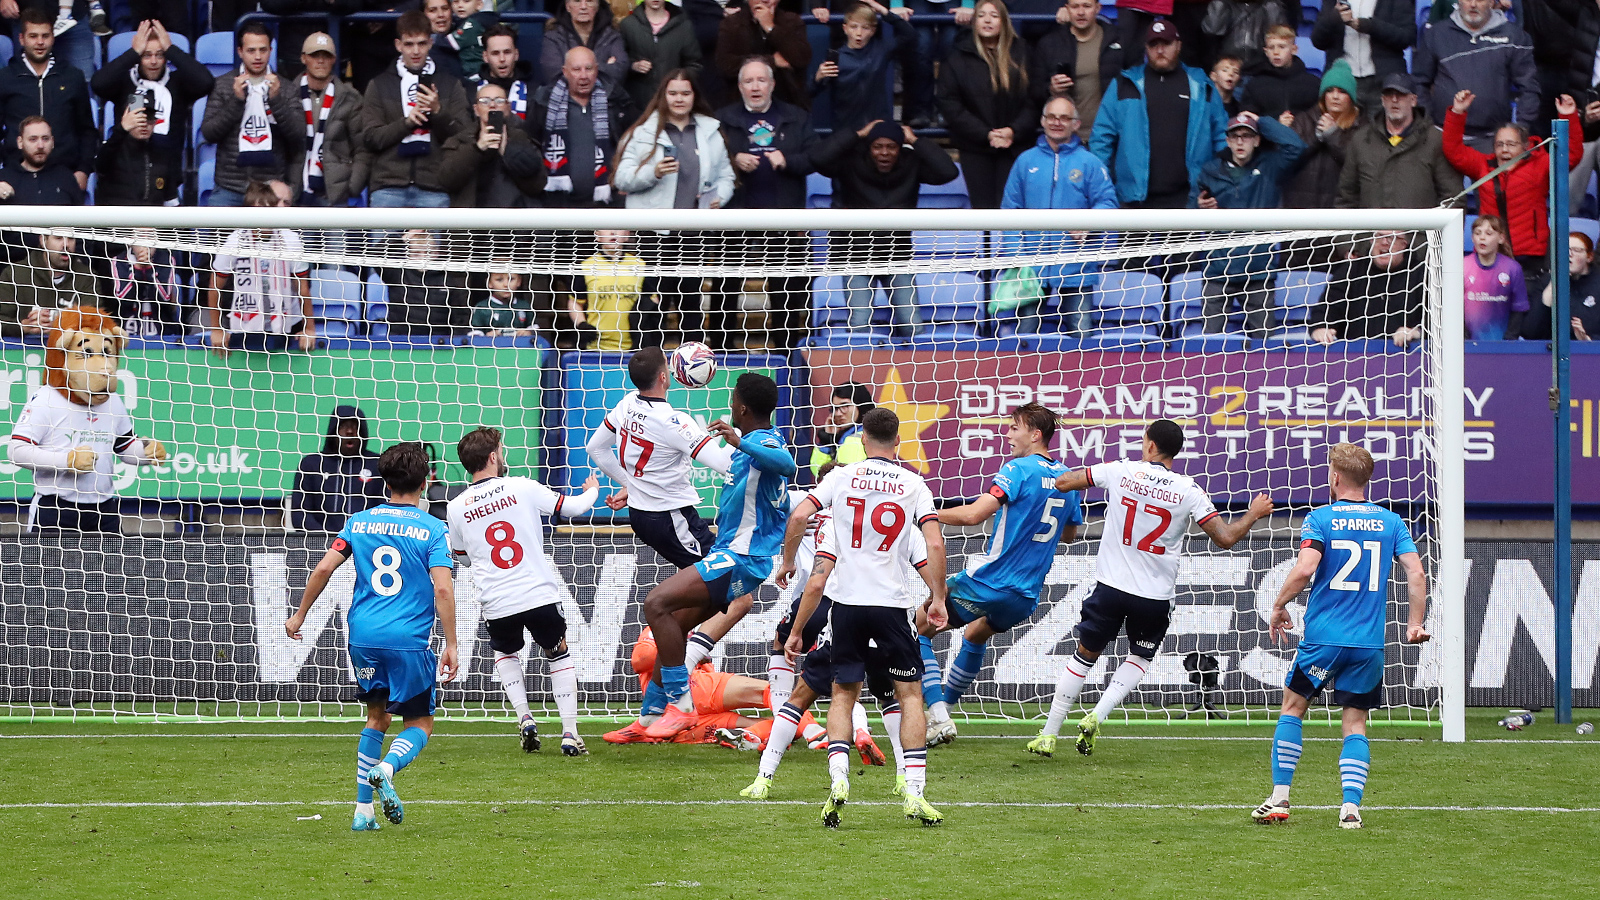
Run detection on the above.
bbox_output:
[604,628,826,750]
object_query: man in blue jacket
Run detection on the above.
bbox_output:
[1088,18,1227,209]
[1192,111,1304,340]
[1000,96,1118,334]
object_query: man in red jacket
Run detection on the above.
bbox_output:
[1443,88,1582,295]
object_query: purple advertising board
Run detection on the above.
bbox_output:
[801,347,1600,507]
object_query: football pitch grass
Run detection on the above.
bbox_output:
[2,711,1596,899]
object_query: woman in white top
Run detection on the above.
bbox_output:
[612,69,735,348]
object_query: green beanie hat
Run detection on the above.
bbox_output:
[1319,59,1359,107]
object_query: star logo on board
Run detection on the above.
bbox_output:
[874,367,949,474]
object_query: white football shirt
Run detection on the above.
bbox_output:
[447,476,572,619]
[807,457,938,609]
[788,486,837,598]
[595,392,726,511]
[9,387,135,503]
[212,228,309,335]
[1086,459,1220,601]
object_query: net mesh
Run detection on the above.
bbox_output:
[0,217,1450,724]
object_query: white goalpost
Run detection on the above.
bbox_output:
[0,206,1465,742]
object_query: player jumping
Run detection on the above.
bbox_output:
[918,403,1083,746]
[781,408,949,827]
[1031,420,1273,757]
[1253,442,1429,829]
[285,443,459,832]
[447,427,600,756]
[640,372,796,740]
[586,348,757,691]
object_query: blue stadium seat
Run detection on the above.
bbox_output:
[1275,270,1330,325]
[312,269,362,321]
[367,322,390,339]
[1171,333,1252,353]
[918,167,971,209]
[1297,42,1324,74]
[1167,270,1208,335]
[318,319,357,339]
[195,32,233,75]
[805,328,891,348]
[1572,217,1600,248]
[365,271,388,323]
[810,275,850,328]
[1093,270,1163,327]
[107,31,191,60]
[192,96,207,148]
[915,271,984,324]
[912,230,986,259]
[197,155,216,206]
[806,172,831,209]
[0,35,11,66]
[1021,332,1162,352]
[1463,213,1476,251]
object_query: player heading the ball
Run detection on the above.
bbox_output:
[1253,442,1429,830]
[447,427,600,757]
[285,442,460,833]
[1030,420,1273,758]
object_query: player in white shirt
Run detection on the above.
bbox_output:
[447,427,600,756]
[206,212,314,358]
[1030,419,1273,757]
[779,409,950,828]
[583,348,750,674]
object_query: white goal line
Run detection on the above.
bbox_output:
[1,733,1588,744]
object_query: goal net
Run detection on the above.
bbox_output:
[0,206,1465,740]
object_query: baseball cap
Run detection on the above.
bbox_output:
[1225,113,1258,134]
[302,32,335,56]
[1144,18,1180,44]
[1380,72,1416,95]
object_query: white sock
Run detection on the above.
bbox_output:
[928,700,951,724]
[1271,784,1291,803]
[827,744,850,784]
[378,760,394,779]
[550,651,579,736]
[355,801,374,817]
[683,631,716,671]
[884,710,905,774]
[494,654,530,719]
[1043,653,1093,737]
[851,702,869,734]
[904,747,927,797]
[759,708,803,778]
[1092,657,1150,721]
[767,654,794,711]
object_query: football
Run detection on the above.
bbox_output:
[670,342,718,388]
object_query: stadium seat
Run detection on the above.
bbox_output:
[806,172,831,209]
[364,271,388,324]
[912,230,986,259]
[1275,270,1330,325]
[1166,270,1206,335]
[192,96,207,148]
[1170,333,1252,353]
[1297,43,1324,74]
[810,275,850,328]
[367,322,390,339]
[1463,214,1476,252]
[107,31,191,60]
[318,319,357,339]
[1092,270,1163,327]
[918,167,971,209]
[312,269,363,322]
[197,155,216,206]
[915,271,985,324]
[195,32,234,75]
[1572,217,1600,248]
[0,35,11,66]
[805,328,891,348]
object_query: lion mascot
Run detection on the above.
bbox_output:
[6,306,169,532]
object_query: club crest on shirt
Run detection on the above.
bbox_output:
[1498,271,1510,286]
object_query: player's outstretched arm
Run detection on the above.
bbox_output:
[920,520,949,631]
[939,493,1000,527]
[1199,493,1275,550]
[583,423,631,503]
[1399,551,1431,643]
[784,557,833,661]
[1269,546,1321,644]
[1053,469,1092,494]
[430,566,460,682]
[286,548,347,639]
[554,472,602,518]
[710,420,796,477]
[776,494,822,588]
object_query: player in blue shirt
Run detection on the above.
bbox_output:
[284,443,459,833]
[1254,442,1429,830]
[641,372,797,740]
[919,403,1082,746]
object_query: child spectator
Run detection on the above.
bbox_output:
[206,181,315,357]
[1201,0,1290,74]
[812,1,915,133]
[1209,54,1243,117]
[110,231,182,338]
[1463,214,1527,341]
[468,269,534,336]
[571,229,644,351]
[1192,111,1305,340]
[1238,25,1321,119]
[447,0,500,80]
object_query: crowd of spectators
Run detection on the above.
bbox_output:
[1,0,1598,349]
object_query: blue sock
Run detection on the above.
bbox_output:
[357,727,384,802]
[944,638,987,705]
[382,726,429,775]
[918,635,945,707]
[660,664,690,706]
[1340,734,1371,805]
[1271,714,1302,787]
[641,679,668,716]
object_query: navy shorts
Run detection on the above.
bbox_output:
[799,628,896,704]
[630,505,714,569]
[775,589,832,650]
[1075,582,1172,660]
[1286,642,1386,710]
[829,603,922,685]
[486,604,567,655]
[350,644,438,719]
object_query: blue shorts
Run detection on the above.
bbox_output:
[350,645,438,719]
[945,571,1040,633]
[694,550,773,614]
[1286,642,1385,710]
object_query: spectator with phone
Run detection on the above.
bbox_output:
[1031,0,1122,144]
[199,21,303,207]
[1310,0,1415,114]
[94,95,181,206]
[811,0,913,133]
[90,18,212,165]
[362,9,473,210]
[439,82,545,208]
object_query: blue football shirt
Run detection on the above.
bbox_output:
[333,502,454,651]
[968,454,1083,599]
[1299,501,1419,649]
[713,427,795,558]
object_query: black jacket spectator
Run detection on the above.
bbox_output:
[716,5,813,111]
[1029,17,1123,142]
[540,0,630,90]
[361,61,474,196]
[1202,0,1292,73]
[261,0,365,77]
[716,97,818,209]
[0,56,98,176]
[438,117,546,207]
[290,405,387,533]
[1310,0,1415,86]
[383,265,470,335]
[1237,55,1321,118]
[0,157,84,205]
[95,127,181,205]
[526,79,635,208]
[1523,0,1600,104]
[812,123,959,262]
[91,45,213,161]
[200,68,306,195]
[1309,236,1424,340]
[936,30,1034,210]
[619,2,703,110]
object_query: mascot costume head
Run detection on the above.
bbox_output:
[47,306,126,407]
